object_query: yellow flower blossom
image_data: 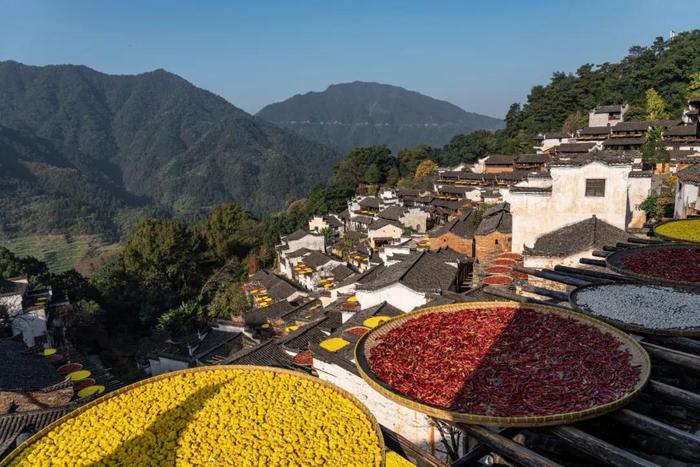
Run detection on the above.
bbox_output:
[7,367,382,466]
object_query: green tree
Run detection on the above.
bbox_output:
[561,111,587,134]
[334,145,394,187]
[363,163,380,185]
[641,127,670,167]
[385,167,400,187]
[398,144,434,177]
[196,204,261,261]
[645,88,668,120]
[66,299,109,351]
[121,219,204,312]
[640,194,658,221]
[157,301,203,334]
[687,71,700,99]
[207,283,251,319]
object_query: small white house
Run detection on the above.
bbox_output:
[1,278,50,347]
[510,151,650,253]
[367,219,404,249]
[355,250,466,312]
[675,165,700,218]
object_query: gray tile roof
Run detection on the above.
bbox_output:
[301,251,335,268]
[428,209,476,238]
[603,137,646,147]
[221,340,294,368]
[0,280,26,297]
[515,154,548,164]
[357,251,461,293]
[523,216,629,257]
[0,405,74,453]
[579,126,611,136]
[368,218,403,231]
[352,215,374,225]
[0,339,64,391]
[279,318,330,351]
[282,229,312,242]
[378,206,407,221]
[475,211,512,235]
[594,105,623,113]
[664,124,699,138]
[358,197,381,208]
[678,164,700,183]
[485,154,515,165]
[331,264,354,282]
[551,149,637,166]
[555,142,597,153]
[325,215,344,228]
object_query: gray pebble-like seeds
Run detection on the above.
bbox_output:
[574,284,700,330]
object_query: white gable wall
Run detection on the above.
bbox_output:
[314,359,440,459]
[356,283,426,312]
[511,162,633,253]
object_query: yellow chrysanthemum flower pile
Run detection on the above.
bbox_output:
[9,368,382,466]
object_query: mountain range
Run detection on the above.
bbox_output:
[257,81,503,154]
[0,61,341,237]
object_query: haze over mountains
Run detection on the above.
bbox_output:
[257,81,504,154]
[0,61,340,237]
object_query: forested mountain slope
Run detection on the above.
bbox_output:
[257,81,503,154]
[0,61,340,236]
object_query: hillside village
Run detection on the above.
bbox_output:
[3,90,700,464]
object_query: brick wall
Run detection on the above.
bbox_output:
[429,233,474,256]
[474,232,512,262]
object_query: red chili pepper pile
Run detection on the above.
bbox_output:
[622,247,700,283]
[368,307,641,417]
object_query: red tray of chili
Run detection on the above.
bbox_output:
[354,302,649,427]
[606,244,700,288]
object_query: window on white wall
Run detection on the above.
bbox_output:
[585,179,606,197]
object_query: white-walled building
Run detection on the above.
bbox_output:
[0,277,51,347]
[355,249,468,312]
[588,104,629,127]
[367,219,404,249]
[510,151,651,253]
[308,215,345,235]
[675,165,700,218]
[277,229,325,279]
[307,302,462,461]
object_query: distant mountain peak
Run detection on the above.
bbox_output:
[257,81,503,153]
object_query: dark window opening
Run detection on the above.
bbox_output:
[585,179,606,197]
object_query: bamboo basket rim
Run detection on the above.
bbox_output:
[354,301,650,428]
[569,282,700,337]
[652,218,700,245]
[605,243,700,289]
[1,365,385,466]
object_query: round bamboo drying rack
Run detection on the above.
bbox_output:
[652,218,700,244]
[1,365,385,466]
[570,282,700,337]
[606,243,700,289]
[355,301,650,427]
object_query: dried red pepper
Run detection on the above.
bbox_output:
[622,247,700,283]
[368,307,641,417]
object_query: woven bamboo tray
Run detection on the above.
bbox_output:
[652,218,700,244]
[570,282,700,337]
[606,243,700,289]
[354,301,650,427]
[1,365,385,466]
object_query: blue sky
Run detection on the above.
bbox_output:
[1,1,698,118]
